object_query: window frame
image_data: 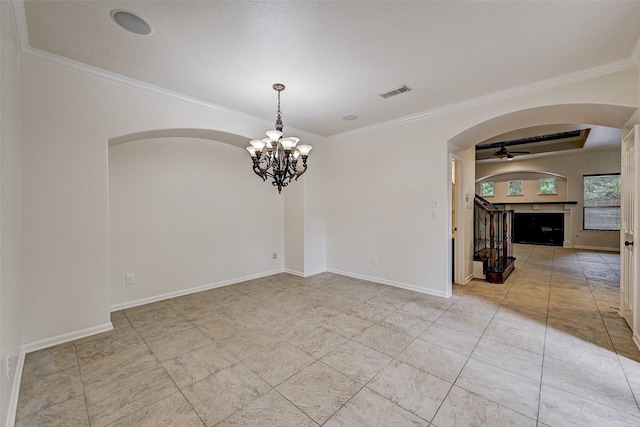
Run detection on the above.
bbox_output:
[508,180,523,196]
[480,182,494,197]
[583,173,621,231]
[538,177,557,195]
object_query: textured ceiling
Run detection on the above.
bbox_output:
[21,1,640,138]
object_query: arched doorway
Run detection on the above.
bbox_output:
[448,103,636,286]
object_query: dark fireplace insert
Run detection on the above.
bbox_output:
[513,213,564,246]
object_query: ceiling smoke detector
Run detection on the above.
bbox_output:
[378,85,412,99]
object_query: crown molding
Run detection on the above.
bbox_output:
[8,1,279,132]
[335,58,638,139]
[632,34,640,65]
[10,0,638,141]
[8,0,29,53]
[27,45,279,125]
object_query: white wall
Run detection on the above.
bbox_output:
[326,121,452,297]
[303,144,327,276]
[20,55,323,346]
[284,174,305,275]
[1,1,23,425]
[11,8,640,373]
[328,68,637,295]
[109,137,284,308]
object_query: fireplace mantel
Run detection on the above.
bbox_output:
[492,201,578,206]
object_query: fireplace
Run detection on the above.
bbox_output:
[513,213,564,246]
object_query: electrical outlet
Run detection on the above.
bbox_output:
[372,257,378,265]
[273,252,278,259]
[126,275,135,285]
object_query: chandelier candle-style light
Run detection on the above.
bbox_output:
[246,83,312,193]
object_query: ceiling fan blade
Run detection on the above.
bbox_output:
[508,151,530,154]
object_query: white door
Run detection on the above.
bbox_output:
[621,125,639,329]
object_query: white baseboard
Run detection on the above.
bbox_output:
[7,322,114,426]
[284,268,304,277]
[285,268,326,278]
[463,274,474,285]
[326,268,451,298]
[572,245,620,252]
[4,350,25,427]
[23,322,114,354]
[109,269,284,312]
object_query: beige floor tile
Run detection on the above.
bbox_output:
[21,343,78,383]
[107,392,204,427]
[75,327,147,364]
[324,387,428,426]
[397,339,467,382]
[321,312,373,338]
[276,361,361,425]
[352,324,414,357]
[193,315,249,342]
[611,335,640,361]
[182,363,271,426]
[448,295,501,321]
[344,301,396,323]
[411,293,457,310]
[15,395,89,427]
[85,363,178,427]
[433,310,491,337]
[80,346,157,390]
[544,330,624,378]
[539,384,640,427]
[456,358,540,419]
[321,340,392,384]
[217,390,316,426]
[17,246,639,427]
[542,356,639,416]
[400,300,446,322]
[124,304,182,329]
[218,328,281,360]
[16,366,83,419]
[110,311,132,329]
[368,360,451,421]
[135,315,194,342]
[491,307,547,335]
[432,385,536,427]
[161,342,238,389]
[472,337,542,381]
[483,321,545,354]
[381,307,431,334]
[286,325,348,359]
[145,326,214,361]
[242,342,315,386]
[418,323,480,356]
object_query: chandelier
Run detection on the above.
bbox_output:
[246,83,312,193]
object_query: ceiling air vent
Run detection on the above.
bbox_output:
[378,84,411,99]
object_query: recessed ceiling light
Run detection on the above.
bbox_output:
[342,115,358,121]
[111,10,152,35]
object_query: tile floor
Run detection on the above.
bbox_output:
[15,244,640,426]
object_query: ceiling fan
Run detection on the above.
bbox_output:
[490,144,530,159]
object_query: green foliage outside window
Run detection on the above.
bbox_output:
[508,180,523,196]
[481,182,494,197]
[539,178,556,194]
[583,174,620,231]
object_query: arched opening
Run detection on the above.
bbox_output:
[107,128,284,310]
[448,103,636,285]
